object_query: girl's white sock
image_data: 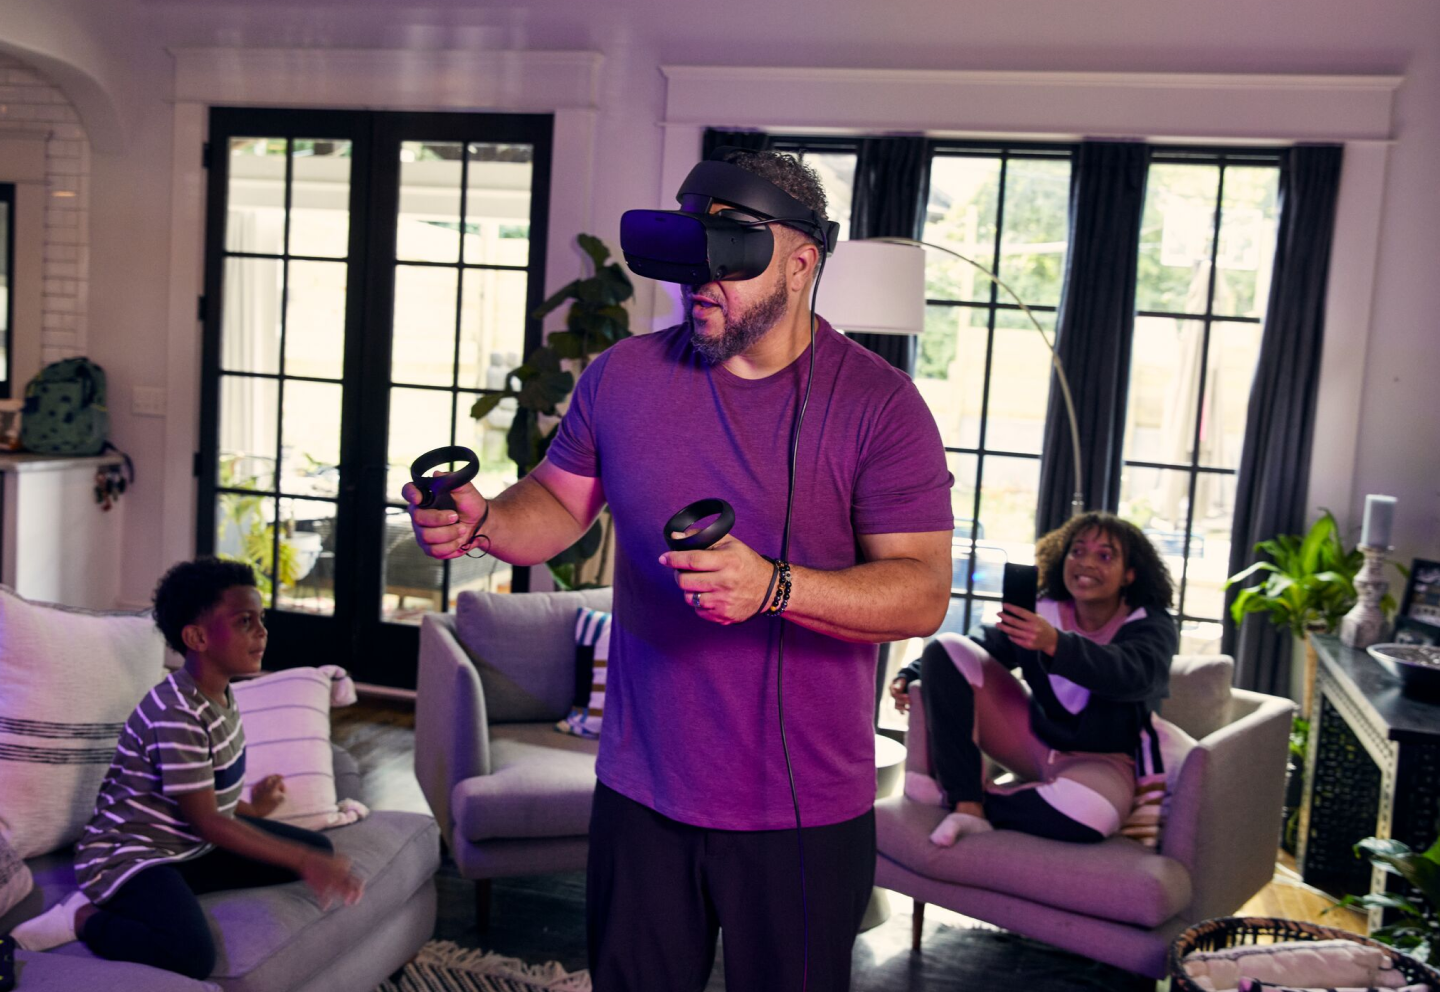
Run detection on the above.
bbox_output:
[928,811,994,847]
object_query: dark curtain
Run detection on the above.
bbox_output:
[1223,146,1344,696]
[702,128,770,160]
[1034,141,1150,538]
[847,136,928,374]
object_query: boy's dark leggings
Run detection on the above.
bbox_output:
[79,817,333,979]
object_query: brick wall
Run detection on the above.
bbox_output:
[0,53,91,367]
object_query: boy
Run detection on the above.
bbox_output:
[11,558,363,979]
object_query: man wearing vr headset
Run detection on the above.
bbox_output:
[406,150,953,991]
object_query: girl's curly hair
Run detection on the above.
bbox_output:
[1034,511,1175,614]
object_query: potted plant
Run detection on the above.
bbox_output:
[471,233,632,589]
[1333,833,1440,964]
[1224,510,1396,853]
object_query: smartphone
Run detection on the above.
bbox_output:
[1001,563,1038,615]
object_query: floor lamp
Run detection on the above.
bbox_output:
[816,238,1086,521]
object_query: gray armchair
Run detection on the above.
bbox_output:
[876,654,1293,979]
[415,588,611,925]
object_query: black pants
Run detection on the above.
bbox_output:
[586,782,875,992]
[79,816,333,979]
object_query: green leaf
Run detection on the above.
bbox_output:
[547,331,589,360]
[532,278,581,320]
[470,393,506,420]
[577,233,611,270]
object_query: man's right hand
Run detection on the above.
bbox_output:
[402,474,488,560]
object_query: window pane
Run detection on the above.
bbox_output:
[798,151,856,240]
[978,454,1041,572]
[289,139,351,259]
[1118,464,1191,604]
[284,260,346,380]
[276,498,337,617]
[397,142,463,264]
[455,392,519,499]
[1180,619,1224,655]
[216,493,277,606]
[221,257,282,374]
[1122,316,1203,466]
[947,453,979,594]
[997,156,1070,308]
[458,269,529,391]
[382,505,443,624]
[279,380,342,498]
[1136,164,1219,315]
[1200,320,1262,470]
[986,309,1055,455]
[915,305,986,449]
[1185,474,1238,620]
[226,138,286,256]
[1213,166,1280,320]
[387,387,453,503]
[218,375,278,490]
[464,143,533,266]
[924,156,1001,304]
[392,265,459,387]
[931,597,972,641]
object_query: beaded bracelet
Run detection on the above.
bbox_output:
[766,559,793,617]
[754,557,781,621]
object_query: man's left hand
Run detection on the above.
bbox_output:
[659,532,774,625]
[996,604,1060,656]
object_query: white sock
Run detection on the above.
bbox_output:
[11,890,89,951]
[928,811,994,848]
[904,771,945,806]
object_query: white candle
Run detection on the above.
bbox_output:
[1360,494,1396,548]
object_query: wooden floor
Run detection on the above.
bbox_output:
[332,696,1365,986]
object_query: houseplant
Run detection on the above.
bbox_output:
[470,233,632,589]
[1333,833,1440,964]
[1223,510,1395,852]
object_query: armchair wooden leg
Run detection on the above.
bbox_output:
[911,899,925,951]
[475,878,493,932]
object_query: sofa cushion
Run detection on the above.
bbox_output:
[454,588,613,724]
[38,811,438,992]
[0,586,167,858]
[875,794,1192,928]
[1161,654,1235,741]
[452,723,599,842]
[12,949,219,991]
[232,667,364,831]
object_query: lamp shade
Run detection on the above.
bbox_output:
[814,240,926,335]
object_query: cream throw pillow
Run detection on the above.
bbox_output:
[232,665,368,831]
[0,586,167,858]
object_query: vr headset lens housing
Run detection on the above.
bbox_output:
[620,159,838,285]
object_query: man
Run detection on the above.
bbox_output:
[406,150,953,991]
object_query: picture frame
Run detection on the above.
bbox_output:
[0,399,22,452]
[1394,615,1440,648]
[1400,558,1440,627]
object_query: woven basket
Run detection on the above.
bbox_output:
[1168,916,1440,991]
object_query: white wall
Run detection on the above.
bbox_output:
[2,0,1436,607]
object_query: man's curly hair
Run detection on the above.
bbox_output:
[722,149,829,248]
[1034,511,1175,614]
[152,557,258,655]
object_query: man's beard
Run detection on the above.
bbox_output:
[685,272,788,365]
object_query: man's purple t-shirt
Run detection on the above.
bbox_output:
[546,318,953,830]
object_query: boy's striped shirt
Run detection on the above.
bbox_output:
[74,669,247,903]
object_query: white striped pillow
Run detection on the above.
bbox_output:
[555,608,611,740]
[231,665,367,831]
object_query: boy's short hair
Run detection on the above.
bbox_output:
[152,557,258,654]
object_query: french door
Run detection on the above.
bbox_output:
[197,108,552,687]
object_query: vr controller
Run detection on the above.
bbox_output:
[663,498,735,552]
[409,445,479,512]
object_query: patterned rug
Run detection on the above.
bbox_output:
[376,941,591,992]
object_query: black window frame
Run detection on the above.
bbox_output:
[0,182,14,400]
[1125,145,1286,631]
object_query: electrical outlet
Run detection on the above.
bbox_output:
[133,385,167,417]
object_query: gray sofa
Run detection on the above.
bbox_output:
[415,588,611,923]
[4,745,441,992]
[877,654,1294,979]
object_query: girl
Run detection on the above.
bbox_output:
[891,512,1178,847]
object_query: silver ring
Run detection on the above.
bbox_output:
[692,591,702,608]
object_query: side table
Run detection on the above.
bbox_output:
[1297,635,1440,931]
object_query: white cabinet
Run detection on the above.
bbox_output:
[0,453,124,609]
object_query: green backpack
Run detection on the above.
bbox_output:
[21,357,110,455]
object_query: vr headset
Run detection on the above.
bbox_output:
[620,150,840,285]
